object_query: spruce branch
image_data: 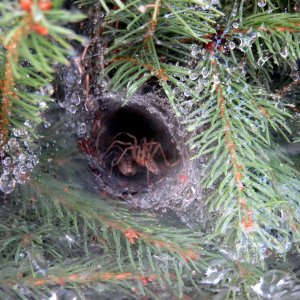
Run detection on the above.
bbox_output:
[29,171,205,265]
[1,1,300,298]
[0,256,158,299]
[101,0,223,113]
[0,0,84,145]
[184,54,299,255]
[1,152,215,298]
[98,0,300,258]
[0,123,211,296]
[0,0,85,197]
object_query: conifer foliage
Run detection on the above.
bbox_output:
[0,0,300,299]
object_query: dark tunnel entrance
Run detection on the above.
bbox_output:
[96,105,180,186]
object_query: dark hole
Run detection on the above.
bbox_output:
[97,106,179,185]
[107,107,155,142]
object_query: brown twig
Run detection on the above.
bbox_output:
[0,16,31,142]
[6,271,157,287]
[56,194,200,262]
[215,82,254,231]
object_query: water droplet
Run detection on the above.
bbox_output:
[8,138,19,150]
[18,153,27,162]
[290,69,300,81]
[181,184,197,207]
[189,72,199,80]
[41,84,54,96]
[12,128,24,137]
[138,5,147,13]
[202,67,209,78]
[257,56,269,67]
[280,46,289,58]
[191,44,201,56]
[19,165,27,174]
[70,93,81,106]
[229,41,235,49]
[0,174,16,194]
[258,0,266,8]
[69,105,76,114]
[59,100,65,108]
[184,89,191,97]
[78,123,86,135]
[43,121,51,128]
[24,120,33,128]
[252,270,300,299]
[3,157,11,166]
[39,101,48,109]
[99,11,105,18]
[213,74,220,84]
[26,162,33,170]
[195,83,204,93]
[32,155,39,166]
[179,100,193,114]
[232,22,239,29]
[173,87,180,94]
[179,75,187,82]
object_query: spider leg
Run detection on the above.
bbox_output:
[110,157,118,175]
[122,133,138,160]
[113,145,139,167]
[103,140,132,157]
[111,132,128,141]
[147,142,171,167]
[124,133,138,146]
[111,132,138,146]
[105,145,124,159]
[137,142,145,167]
[147,167,150,185]
[96,131,101,152]
[105,147,122,173]
[105,132,139,159]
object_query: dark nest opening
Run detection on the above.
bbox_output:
[90,97,182,198]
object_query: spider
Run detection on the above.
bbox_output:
[104,132,172,184]
[105,144,138,177]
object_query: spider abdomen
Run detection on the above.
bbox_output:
[118,156,138,176]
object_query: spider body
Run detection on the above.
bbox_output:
[104,132,170,184]
[117,153,138,177]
